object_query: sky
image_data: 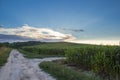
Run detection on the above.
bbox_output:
[0,0,120,45]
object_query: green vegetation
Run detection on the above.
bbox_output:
[18,42,66,58]
[19,49,64,58]
[0,47,11,66]
[19,47,65,58]
[17,42,120,80]
[19,42,92,58]
[10,41,46,48]
[65,46,120,80]
[40,61,100,80]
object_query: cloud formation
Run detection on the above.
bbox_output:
[0,24,76,41]
[0,25,4,28]
[61,28,84,32]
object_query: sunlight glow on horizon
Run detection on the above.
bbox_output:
[67,40,120,46]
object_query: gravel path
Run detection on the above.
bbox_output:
[0,50,64,80]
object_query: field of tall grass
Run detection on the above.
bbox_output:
[0,47,11,66]
[65,46,120,80]
[19,42,92,58]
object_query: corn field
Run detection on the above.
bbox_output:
[65,46,120,80]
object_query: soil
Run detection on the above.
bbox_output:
[0,49,64,80]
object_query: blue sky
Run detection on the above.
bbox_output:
[0,0,120,41]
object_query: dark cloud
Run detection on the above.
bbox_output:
[42,31,49,34]
[0,34,35,43]
[0,34,34,40]
[0,25,4,28]
[29,29,37,32]
[14,31,26,33]
[0,34,67,43]
[70,29,84,32]
[61,28,84,32]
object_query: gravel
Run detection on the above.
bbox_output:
[0,50,64,80]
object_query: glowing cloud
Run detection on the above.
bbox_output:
[0,24,76,41]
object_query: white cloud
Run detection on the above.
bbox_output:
[0,24,76,41]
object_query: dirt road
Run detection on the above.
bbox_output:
[0,50,64,80]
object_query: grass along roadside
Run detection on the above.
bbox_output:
[39,61,100,80]
[0,47,11,66]
[18,49,64,58]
